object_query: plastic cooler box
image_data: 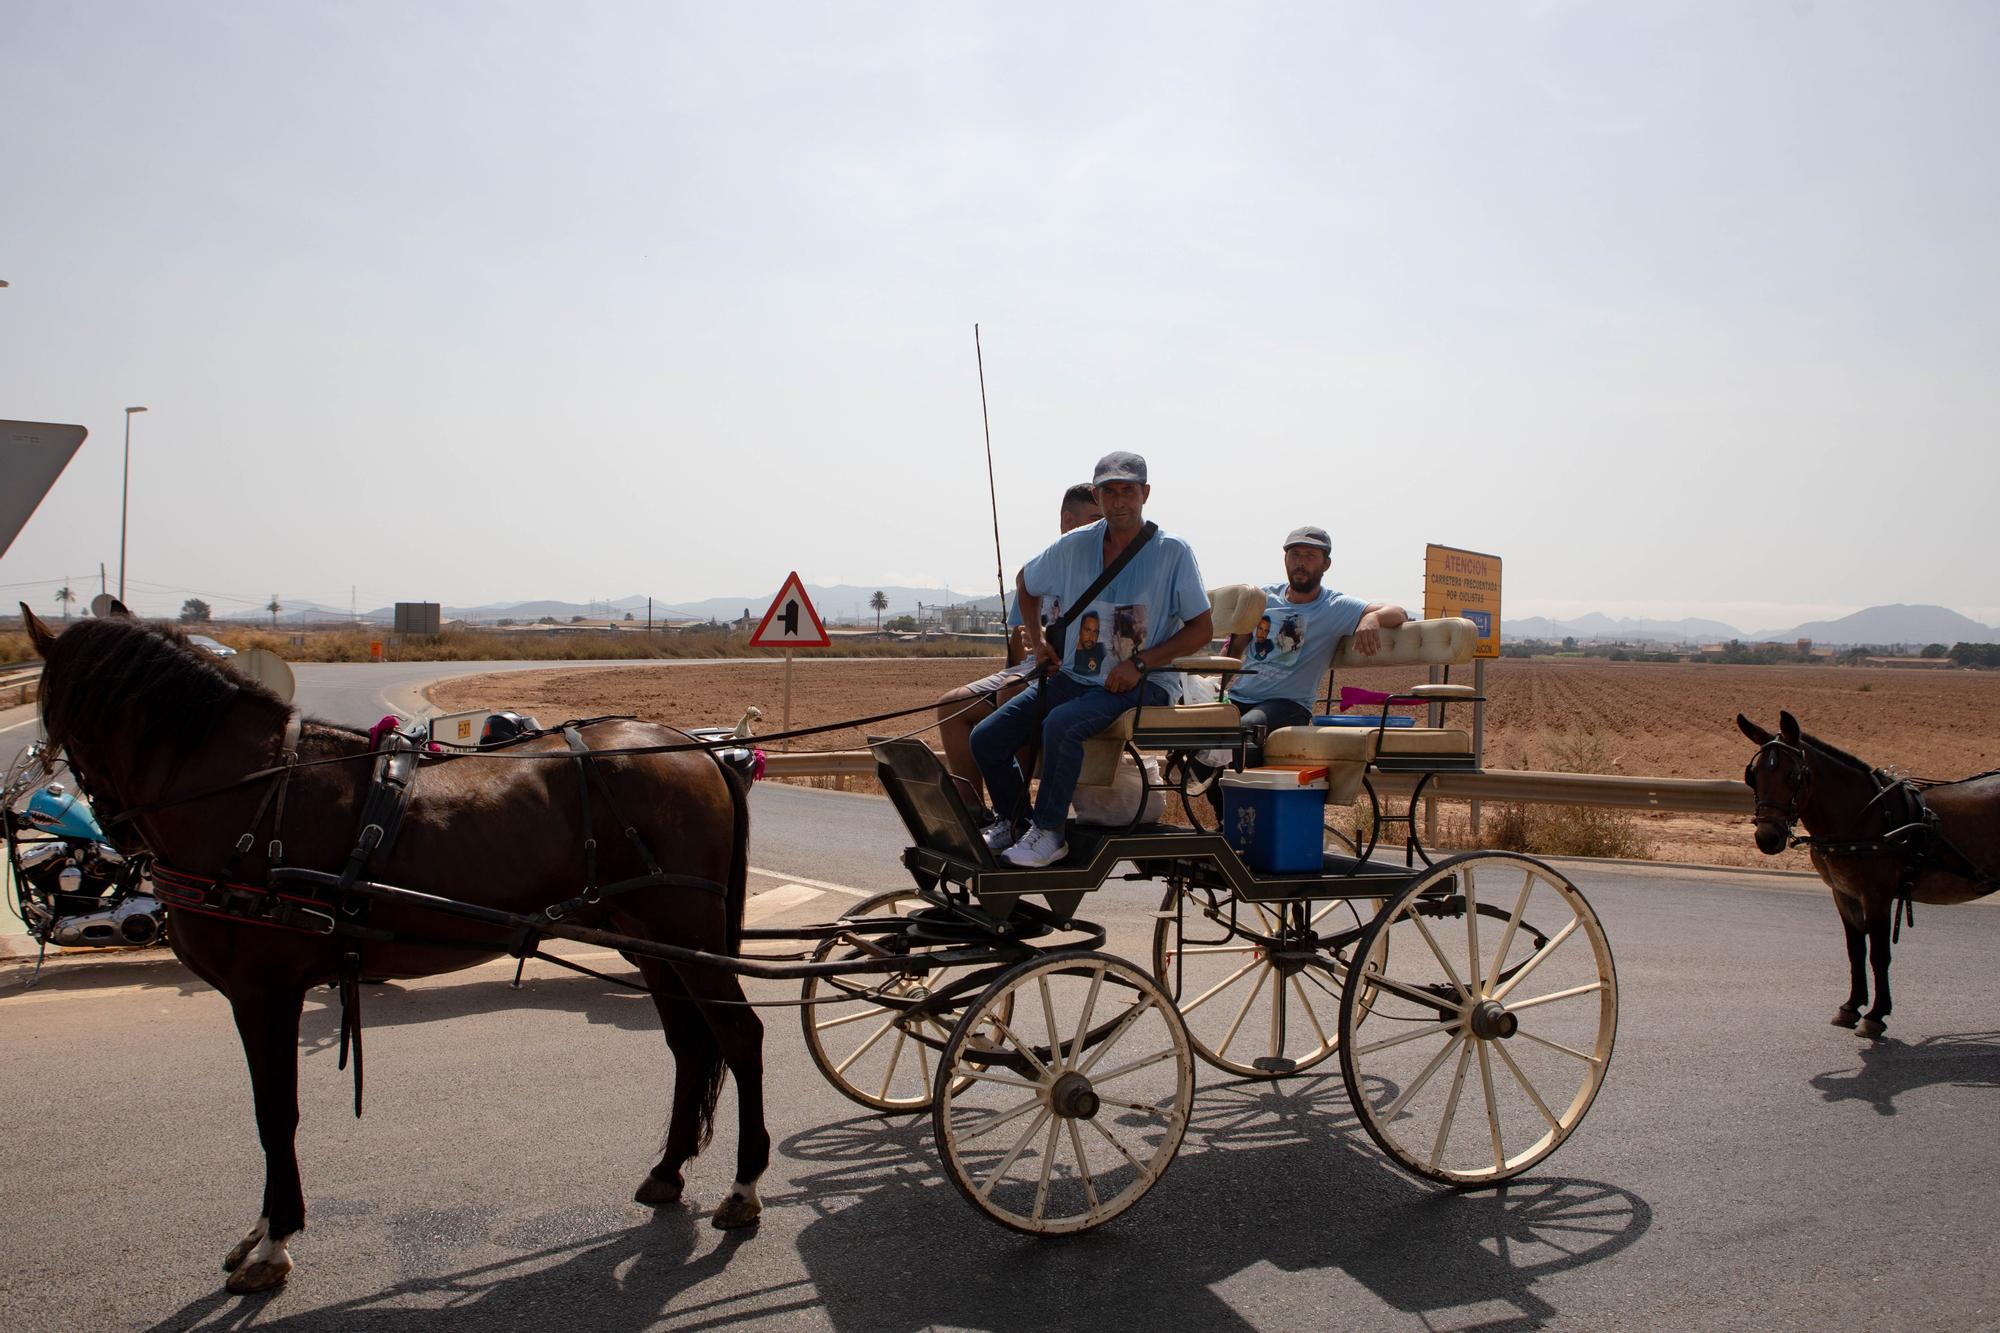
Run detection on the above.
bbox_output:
[1219,769,1329,874]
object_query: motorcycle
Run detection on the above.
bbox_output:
[4,740,166,981]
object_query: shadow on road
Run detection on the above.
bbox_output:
[1809,1030,2000,1117]
[149,1073,1649,1332]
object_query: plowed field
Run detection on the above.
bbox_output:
[431,658,2000,868]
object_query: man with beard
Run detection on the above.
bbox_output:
[1222,525,1407,768]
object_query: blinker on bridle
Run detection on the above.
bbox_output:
[1746,738,1812,829]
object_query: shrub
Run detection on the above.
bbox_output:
[1485,728,1651,860]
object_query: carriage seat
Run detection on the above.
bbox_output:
[1263,617,1481,802]
[1075,584,1265,787]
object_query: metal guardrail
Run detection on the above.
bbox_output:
[758,748,1753,816]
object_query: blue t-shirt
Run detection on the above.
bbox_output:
[1228,584,1370,709]
[1020,522,1209,699]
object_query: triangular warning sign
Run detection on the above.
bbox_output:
[748,571,830,648]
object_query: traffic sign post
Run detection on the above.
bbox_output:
[748,572,830,735]
[1423,543,1503,841]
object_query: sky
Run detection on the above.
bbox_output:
[3,2,1996,628]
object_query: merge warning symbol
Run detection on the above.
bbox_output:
[748,571,830,648]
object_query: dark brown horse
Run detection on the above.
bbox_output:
[1738,710,2000,1039]
[21,607,769,1294]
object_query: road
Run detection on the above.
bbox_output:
[5,666,2000,1329]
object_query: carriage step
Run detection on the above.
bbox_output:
[1252,1056,1297,1075]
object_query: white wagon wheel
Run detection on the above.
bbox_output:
[1338,852,1616,1187]
[933,950,1194,1235]
[1152,885,1381,1079]
[801,889,1014,1114]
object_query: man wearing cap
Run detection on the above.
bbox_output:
[971,452,1214,868]
[1222,525,1408,769]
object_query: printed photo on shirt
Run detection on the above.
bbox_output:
[1250,614,1276,662]
[1111,603,1147,666]
[1069,608,1108,677]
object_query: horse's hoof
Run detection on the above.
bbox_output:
[222,1232,259,1273]
[711,1194,762,1230]
[1831,1009,1861,1029]
[634,1172,685,1207]
[1857,1018,1886,1039]
[224,1255,292,1294]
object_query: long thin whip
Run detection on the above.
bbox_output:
[974,324,1006,614]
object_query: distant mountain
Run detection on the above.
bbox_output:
[1501,614,1746,644]
[1750,604,2000,647]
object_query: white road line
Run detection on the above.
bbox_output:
[745,883,822,920]
[746,867,871,898]
[1,715,41,735]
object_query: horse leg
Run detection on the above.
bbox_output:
[1832,900,1867,1028]
[634,977,722,1207]
[681,970,768,1231]
[223,986,307,1294]
[1857,909,1893,1040]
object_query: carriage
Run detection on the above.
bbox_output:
[20,597,1619,1280]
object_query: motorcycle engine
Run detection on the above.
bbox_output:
[14,842,164,947]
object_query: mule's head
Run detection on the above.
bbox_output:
[1737,711,1808,855]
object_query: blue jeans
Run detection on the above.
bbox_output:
[1230,697,1314,767]
[972,673,1171,832]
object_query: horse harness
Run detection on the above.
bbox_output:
[148,714,737,1115]
[1748,739,2000,941]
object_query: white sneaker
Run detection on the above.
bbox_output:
[1002,825,1069,868]
[980,819,1018,853]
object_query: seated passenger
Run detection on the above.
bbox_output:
[1223,525,1407,768]
[971,452,1214,868]
[933,482,1102,813]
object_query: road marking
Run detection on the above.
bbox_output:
[746,883,822,920]
[1,714,41,735]
[747,867,871,898]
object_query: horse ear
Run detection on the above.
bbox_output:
[1736,714,1773,745]
[1778,710,1801,743]
[19,604,56,658]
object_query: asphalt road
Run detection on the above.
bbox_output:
[6,666,2000,1330]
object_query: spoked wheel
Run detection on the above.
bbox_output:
[1339,852,1616,1186]
[801,889,1013,1113]
[1153,885,1382,1079]
[934,950,1194,1235]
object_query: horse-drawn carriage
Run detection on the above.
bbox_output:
[18,599,1619,1289]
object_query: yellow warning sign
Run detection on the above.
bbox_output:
[1423,544,1502,659]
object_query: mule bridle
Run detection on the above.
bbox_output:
[1746,738,1812,833]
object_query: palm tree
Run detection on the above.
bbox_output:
[55,583,75,621]
[267,595,282,628]
[869,590,888,631]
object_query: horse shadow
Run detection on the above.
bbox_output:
[144,1075,1649,1332]
[1809,1030,2000,1118]
[294,969,665,1059]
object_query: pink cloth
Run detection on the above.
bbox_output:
[368,715,401,749]
[751,749,767,782]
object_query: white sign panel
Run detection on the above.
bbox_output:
[0,421,89,558]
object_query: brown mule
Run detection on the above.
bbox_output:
[21,607,769,1294]
[1738,710,2000,1039]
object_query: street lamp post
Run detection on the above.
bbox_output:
[119,406,148,603]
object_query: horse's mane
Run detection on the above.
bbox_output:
[40,618,287,757]
[1802,731,1877,776]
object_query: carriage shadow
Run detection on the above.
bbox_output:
[145,1073,1648,1332]
[1808,1030,2000,1118]
[777,1073,1650,1331]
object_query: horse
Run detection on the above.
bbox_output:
[1737,710,2000,1039]
[18,607,769,1294]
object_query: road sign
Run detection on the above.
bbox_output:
[0,421,89,559]
[749,572,830,648]
[1423,544,1502,659]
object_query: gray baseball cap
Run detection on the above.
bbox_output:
[1284,525,1332,552]
[1092,451,1148,485]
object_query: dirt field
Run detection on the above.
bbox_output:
[431,658,2000,869]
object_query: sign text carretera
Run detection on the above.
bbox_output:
[1422,544,1502,659]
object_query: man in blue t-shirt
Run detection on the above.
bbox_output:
[971,451,1214,867]
[1223,524,1408,768]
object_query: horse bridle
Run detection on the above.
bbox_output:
[1745,738,1812,833]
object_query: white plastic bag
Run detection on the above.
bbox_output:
[1071,755,1168,826]
[1179,673,1235,768]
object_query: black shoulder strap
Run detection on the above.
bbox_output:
[1045,521,1158,653]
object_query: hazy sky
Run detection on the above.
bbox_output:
[4,2,1995,627]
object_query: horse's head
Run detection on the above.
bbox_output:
[1737,710,1809,855]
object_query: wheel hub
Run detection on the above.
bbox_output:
[1048,1070,1100,1120]
[1467,998,1519,1040]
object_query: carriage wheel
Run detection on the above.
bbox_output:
[934,950,1193,1235]
[1152,886,1381,1079]
[801,889,1014,1114]
[1338,852,1616,1187]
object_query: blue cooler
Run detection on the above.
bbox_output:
[1219,770,1329,874]
[1312,714,1415,727]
